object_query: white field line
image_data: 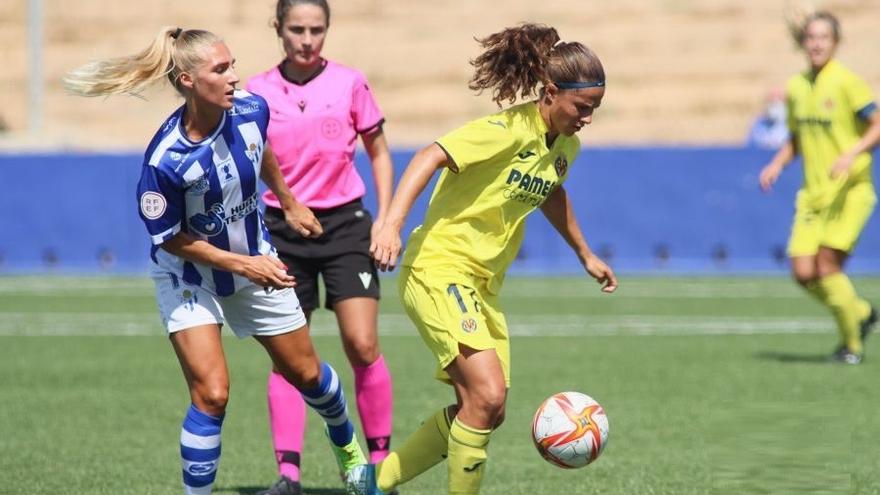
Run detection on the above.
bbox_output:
[0,312,834,337]
[4,278,880,299]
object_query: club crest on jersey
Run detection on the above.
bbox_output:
[554,156,568,177]
[461,318,478,333]
[189,204,226,237]
[244,142,263,169]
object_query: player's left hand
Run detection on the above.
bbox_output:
[583,255,617,293]
[283,203,323,238]
[830,152,855,179]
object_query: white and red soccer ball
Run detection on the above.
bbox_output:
[531,391,609,469]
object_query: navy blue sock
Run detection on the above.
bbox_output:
[180,404,224,494]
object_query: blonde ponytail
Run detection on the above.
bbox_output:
[64,27,222,97]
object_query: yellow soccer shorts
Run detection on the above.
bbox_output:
[398,266,511,386]
[787,181,877,257]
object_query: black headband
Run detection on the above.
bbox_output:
[171,28,183,40]
[555,81,605,89]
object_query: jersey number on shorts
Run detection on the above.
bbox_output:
[447,284,481,313]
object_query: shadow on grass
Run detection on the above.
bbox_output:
[230,486,346,495]
[754,351,833,364]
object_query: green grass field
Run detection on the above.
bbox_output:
[2,275,880,494]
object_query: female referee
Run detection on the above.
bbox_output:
[64,27,367,494]
[347,23,617,495]
[759,11,880,365]
[246,2,395,493]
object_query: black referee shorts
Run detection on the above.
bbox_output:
[264,199,380,311]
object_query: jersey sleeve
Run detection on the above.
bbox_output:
[844,73,877,121]
[351,71,384,135]
[435,118,519,174]
[136,164,185,245]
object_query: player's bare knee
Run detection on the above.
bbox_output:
[791,268,817,286]
[343,336,379,367]
[279,359,321,390]
[816,257,844,278]
[194,384,229,413]
[473,382,506,419]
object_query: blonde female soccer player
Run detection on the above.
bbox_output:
[759,11,880,365]
[65,27,366,493]
[347,23,617,495]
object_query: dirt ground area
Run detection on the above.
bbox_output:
[1,0,878,150]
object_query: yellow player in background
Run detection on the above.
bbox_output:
[760,10,880,364]
[346,23,617,495]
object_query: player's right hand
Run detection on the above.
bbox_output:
[370,226,402,272]
[759,163,782,192]
[583,255,618,293]
[238,255,296,289]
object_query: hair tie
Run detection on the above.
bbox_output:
[553,39,566,48]
[171,28,183,40]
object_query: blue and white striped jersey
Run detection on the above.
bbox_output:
[137,90,275,297]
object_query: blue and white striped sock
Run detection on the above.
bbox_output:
[300,362,354,446]
[180,404,224,495]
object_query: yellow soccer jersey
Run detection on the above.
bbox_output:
[786,59,877,208]
[402,101,580,294]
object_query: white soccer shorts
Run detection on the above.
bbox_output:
[153,275,307,337]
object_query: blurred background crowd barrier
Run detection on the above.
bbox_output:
[2,1,879,274]
[4,148,880,274]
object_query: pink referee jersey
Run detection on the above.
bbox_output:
[246,60,385,209]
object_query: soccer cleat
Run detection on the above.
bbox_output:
[256,475,302,495]
[830,346,863,365]
[326,426,368,479]
[860,306,878,342]
[344,464,386,495]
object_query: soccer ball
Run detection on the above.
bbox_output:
[531,391,609,469]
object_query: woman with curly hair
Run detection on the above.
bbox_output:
[347,23,617,495]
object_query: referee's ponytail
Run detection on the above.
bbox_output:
[468,23,605,107]
[64,27,221,98]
